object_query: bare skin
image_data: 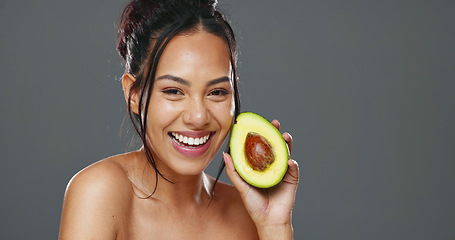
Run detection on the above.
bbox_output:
[59,150,259,240]
[59,31,298,240]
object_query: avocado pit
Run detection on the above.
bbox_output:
[244,132,276,171]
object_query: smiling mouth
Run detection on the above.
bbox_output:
[170,132,211,147]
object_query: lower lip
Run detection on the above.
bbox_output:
[169,134,213,158]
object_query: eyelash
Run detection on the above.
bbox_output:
[209,89,229,96]
[162,88,182,95]
[162,88,229,96]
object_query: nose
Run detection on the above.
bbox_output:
[182,98,211,129]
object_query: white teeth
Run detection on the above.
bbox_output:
[171,132,210,146]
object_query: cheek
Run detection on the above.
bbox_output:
[146,98,182,130]
[211,98,235,129]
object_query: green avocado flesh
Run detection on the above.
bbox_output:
[230,112,289,188]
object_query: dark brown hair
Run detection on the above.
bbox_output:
[117,0,240,195]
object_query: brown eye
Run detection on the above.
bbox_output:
[162,88,183,95]
[209,89,228,96]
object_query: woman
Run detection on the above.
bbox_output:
[59,0,299,239]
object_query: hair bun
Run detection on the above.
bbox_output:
[117,0,230,74]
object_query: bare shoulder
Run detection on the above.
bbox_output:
[213,180,249,217]
[212,180,242,203]
[65,154,133,202]
[210,178,258,238]
[59,153,134,239]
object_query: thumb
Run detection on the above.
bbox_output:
[223,152,251,195]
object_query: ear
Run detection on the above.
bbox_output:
[122,73,140,115]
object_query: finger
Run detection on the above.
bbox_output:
[223,152,251,195]
[282,159,299,186]
[271,119,292,153]
[271,119,280,131]
[282,132,293,154]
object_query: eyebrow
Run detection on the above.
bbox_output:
[155,74,231,86]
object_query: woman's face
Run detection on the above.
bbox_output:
[146,31,235,177]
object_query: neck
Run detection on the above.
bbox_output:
[132,149,214,209]
[161,173,212,206]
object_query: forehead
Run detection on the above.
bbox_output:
[155,31,232,81]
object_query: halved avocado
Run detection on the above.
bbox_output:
[230,112,289,188]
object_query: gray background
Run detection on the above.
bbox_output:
[1,0,454,239]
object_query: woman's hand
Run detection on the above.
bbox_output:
[224,119,299,240]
